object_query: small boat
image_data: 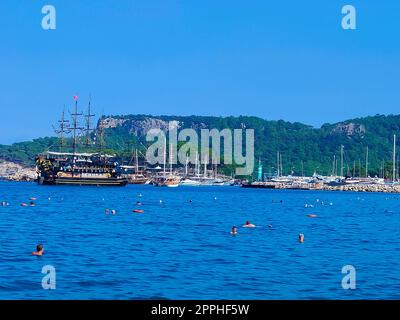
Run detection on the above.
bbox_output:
[120,150,150,184]
[154,175,181,187]
[127,174,149,185]
[152,142,181,187]
[180,178,201,186]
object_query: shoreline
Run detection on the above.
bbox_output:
[0,160,36,182]
[244,181,400,193]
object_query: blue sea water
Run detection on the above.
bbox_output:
[1,181,400,299]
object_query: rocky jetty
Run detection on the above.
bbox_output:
[324,183,400,193]
[0,161,36,182]
[245,181,400,193]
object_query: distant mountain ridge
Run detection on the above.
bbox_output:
[1,114,400,177]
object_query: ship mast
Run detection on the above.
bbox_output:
[277,151,280,177]
[163,137,166,178]
[185,155,189,176]
[169,143,173,175]
[195,150,199,176]
[393,134,396,183]
[53,108,70,153]
[340,145,344,177]
[135,149,139,174]
[69,96,83,156]
[365,146,369,178]
[84,96,95,148]
[204,154,207,178]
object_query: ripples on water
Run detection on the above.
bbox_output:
[1,181,400,299]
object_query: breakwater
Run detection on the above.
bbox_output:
[243,181,400,193]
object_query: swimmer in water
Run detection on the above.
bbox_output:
[105,208,109,215]
[243,220,256,228]
[230,226,238,235]
[32,244,44,256]
[111,210,116,215]
[299,233,305,243]
[136,201,142,206]
[29,201,36,207]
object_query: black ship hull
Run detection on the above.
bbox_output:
[38,176,128,186]
[241,183,276,189]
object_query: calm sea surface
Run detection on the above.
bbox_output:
[1,181,400,299]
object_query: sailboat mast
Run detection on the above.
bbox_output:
[365,146,369,178]
[332,155,336,176]
[204,154,207,178]
[135,149,139,174]
[340,145,344,177]
[277,151,280,177]
[169,143,172,175]
[163,138,166,177]
[195,151,199,176]
[393,134,396,183]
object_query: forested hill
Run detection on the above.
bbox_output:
[1,114,400,177]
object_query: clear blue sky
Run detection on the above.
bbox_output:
[1,0,400,144]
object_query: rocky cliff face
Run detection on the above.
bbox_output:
[330,122,366,136]
[99,116,187,136]
[98,117,128,129]
[0,161,36,181]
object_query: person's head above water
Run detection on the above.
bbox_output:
[243,220,256,228]
[32,244,44,256]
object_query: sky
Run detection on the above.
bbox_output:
[0,0,400,144]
